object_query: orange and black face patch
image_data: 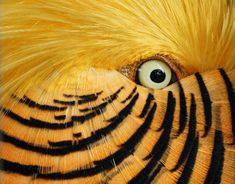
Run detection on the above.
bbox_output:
[0,69,234,184]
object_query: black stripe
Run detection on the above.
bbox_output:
[3,87,124,129]
[79,101,107,112]
[0,101,155,179]
[145,163,164,184]
[63,94,74,98]
[219,69,235,143]
[177,137,199,184]
[77,96,98,105]
[54,115,66,120]
[129,92,175,184]
[156,91,176,131]
[144,92,175,160]
[72,93,139,150]
[195,73,212,137]
[72,108,104,123]
[177,82,187,134]
[102,87,124,101]
[36,90,103,106]
[103,161,133,183]
[204,130,224,184]
[73,132,82,138]
[94,103,156,163]
[171,94,196,171]
[11,95,67,111]
[53,99,75,106]
[78,91,103,99]
[0,94,139,156]
[0,131,66,155]
[2,100,111,129]
[1,108,73,129]
[129,154,164,184]
[73,87,123,122]
[79,87,123,112]
[30,118,73,129]
[139,93,154,118]
[0,159,48,176]
[121,86,137,103]
[48,140,73,147]
[39,102,156,179]
[63,91,103,98]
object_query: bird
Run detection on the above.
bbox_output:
[0,0,234,183]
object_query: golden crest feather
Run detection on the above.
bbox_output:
[0,1,235,184]
[1,0,235,100]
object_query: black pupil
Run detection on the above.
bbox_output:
[150,69,166,83]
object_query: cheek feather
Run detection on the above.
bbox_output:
[0,1,235,183]
[0,69,235,183]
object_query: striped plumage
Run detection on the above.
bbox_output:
[1,0,235,184]
[0,68,234,183]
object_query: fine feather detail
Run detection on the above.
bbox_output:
[0,1,235,183]
[0,0,235,101]
[0,69,234,183]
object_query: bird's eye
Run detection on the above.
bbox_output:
[118,55,188,89]
[136,60,176,89]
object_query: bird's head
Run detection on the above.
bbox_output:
[0,1,235,183]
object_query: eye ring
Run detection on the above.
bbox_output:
[118,54,188,89]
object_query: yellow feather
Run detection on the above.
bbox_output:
[1,0,235,101]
